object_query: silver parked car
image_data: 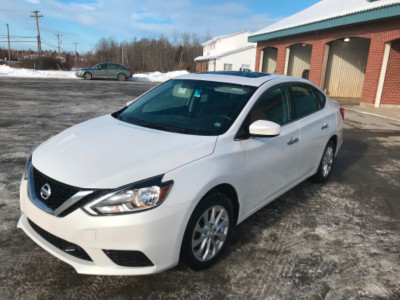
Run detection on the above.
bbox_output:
[76,62,133,81]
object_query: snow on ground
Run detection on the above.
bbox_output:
[0,65,189,82]
[0,65,77,79]
[130,70,189,82]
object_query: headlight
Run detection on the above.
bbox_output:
[83,177,173,215]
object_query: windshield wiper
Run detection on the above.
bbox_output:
[139,122,187,133]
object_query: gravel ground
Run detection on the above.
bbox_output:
[0,77,399,300]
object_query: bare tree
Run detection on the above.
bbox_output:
[89,32,204,72]
[95,37,118,62]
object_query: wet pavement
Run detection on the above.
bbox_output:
[0,77,399,299]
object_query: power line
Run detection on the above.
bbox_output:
[0,35,36,38]
[0,40,36,42]
[0,9,32,12]
[41,40,71,53]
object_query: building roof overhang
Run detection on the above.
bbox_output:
[194,45,256,62]
[249,1,400,43]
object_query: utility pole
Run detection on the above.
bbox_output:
[30,11,43,55]
[121,45,124,65]
[74,42,78,67]
[6,24,11,65]
[54,33,62,56]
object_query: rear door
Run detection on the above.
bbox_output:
[107,63,119,77]
[290,83,330,178]
[239,85,300,212]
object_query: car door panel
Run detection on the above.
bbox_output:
[297,110,329,177]
[240,122,300,212]
[107,64,118,77]
[290,84,332,178]
[238,85,300,213]
[94,64,107,78]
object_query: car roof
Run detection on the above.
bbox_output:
[175,71,289,87]
[98,62,122,65]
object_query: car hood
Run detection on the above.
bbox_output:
[32,115,217,189]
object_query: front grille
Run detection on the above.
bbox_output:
[103,250,154,267]
[32,167,80,211]
[28,218,92,261]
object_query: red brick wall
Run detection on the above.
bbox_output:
[254,18,400,106]
[381,39,400,105]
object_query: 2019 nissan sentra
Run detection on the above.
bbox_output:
[18,71,343,275]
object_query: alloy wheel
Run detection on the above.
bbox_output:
[322,145,334,177]
[191,205,229,262]
[84,72,92,80]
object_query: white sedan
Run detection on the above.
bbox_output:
[18,71,343,275]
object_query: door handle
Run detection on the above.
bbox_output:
[321,123,329,130]
[287,137,299,145]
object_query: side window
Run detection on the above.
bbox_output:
[248,86,291,125]
[313,88,326,108]
[291,84,319,119]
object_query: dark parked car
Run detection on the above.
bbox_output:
[76,63,133,81]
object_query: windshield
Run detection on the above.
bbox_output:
[117,79,257,136]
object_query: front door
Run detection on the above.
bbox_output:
[93,63,108,78]
[239,85,300,213]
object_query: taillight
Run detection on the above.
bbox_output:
[340,107,345,120]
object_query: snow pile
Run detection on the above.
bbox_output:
[0,65,188,82]
[0,64,77,79]
[130,70,189,82]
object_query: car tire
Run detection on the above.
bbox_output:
[117,73,126,81]
[313,140,336,183]
[181,191,234,270]
[83,72,92,80]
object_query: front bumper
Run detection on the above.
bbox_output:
[18,179,191,275]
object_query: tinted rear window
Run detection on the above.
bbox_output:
[291,84,320,119]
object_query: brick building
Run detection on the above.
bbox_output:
[249,0,400,107]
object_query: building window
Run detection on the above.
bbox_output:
[224,64,232,71]
[241,64,251,71]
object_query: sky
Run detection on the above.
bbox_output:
[0,0,320,54]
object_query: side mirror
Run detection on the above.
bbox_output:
[249,120,281,137]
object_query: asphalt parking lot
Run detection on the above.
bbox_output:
[0,77,399,299]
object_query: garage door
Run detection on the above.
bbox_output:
[287,44,312,78]
[324,38,370,99]
[261,47,277,73]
